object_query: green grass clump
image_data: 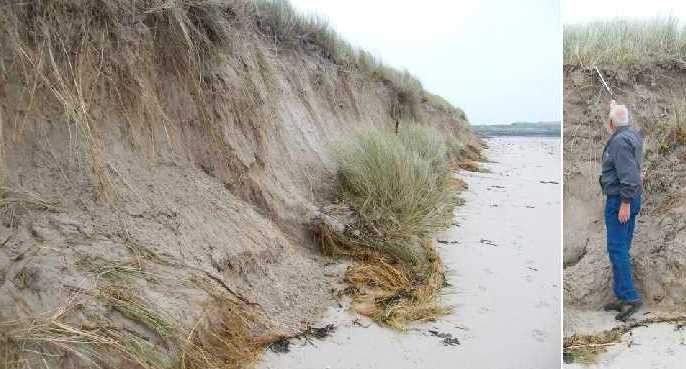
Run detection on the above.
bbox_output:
[564,16,686,65]
[333,125,458,250]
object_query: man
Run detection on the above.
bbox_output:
[600,100,644,322]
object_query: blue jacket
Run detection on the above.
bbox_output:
[600,126,643,201]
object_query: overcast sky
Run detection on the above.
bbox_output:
[563,0,686,23]
[289,0,561,125]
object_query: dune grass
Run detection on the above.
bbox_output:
[319,124,462,328]
[564,16,686,65]
[333,125,458,253]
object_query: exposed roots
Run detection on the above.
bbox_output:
[315,210,452,330]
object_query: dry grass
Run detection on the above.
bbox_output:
[564,315,686,364]
[0,186,60,210]
[323,233,452,330]
[656,101,686,153]
[455,160,481,172]
[4,302,173,369]
[98,286,176,338]
[564,17,686,65]
[563,326,627,364]
[0,185,60,227]
[179,306,264,369]
[347,240,451,330]
[76,255,150,281]
[642,98,686,194]
[2,274,268,369]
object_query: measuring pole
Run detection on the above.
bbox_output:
[594,66,615,100]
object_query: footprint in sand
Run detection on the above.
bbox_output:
[525,275,534,283]
[535,300,551,309]
[532,329,545,342]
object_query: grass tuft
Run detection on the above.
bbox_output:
[2,275,268,369]
[333,125,458,248]
[318,124,463,329]
[564,16,686,65]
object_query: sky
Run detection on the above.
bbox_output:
[563,0,686,23]
[288,0,561,125]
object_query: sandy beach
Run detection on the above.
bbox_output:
[258,136,562,369]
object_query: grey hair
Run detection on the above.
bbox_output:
[609,104,630,126]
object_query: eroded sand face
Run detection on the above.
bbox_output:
[258,136,562,369]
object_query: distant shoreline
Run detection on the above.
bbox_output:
[476,132,561,138]
[471,122,561,138]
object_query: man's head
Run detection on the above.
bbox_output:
[608,100,629,132]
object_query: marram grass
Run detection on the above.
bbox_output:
[564,16,686,65]
[322,124,464,329]
[333,124,458,249]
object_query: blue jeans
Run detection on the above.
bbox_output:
[605,195,641,303]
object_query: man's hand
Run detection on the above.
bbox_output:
[618,201,630,224]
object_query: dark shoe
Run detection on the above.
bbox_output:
[603,301,624,312]
[615,301,642,322]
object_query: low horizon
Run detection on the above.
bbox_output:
[472,120,561,126]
